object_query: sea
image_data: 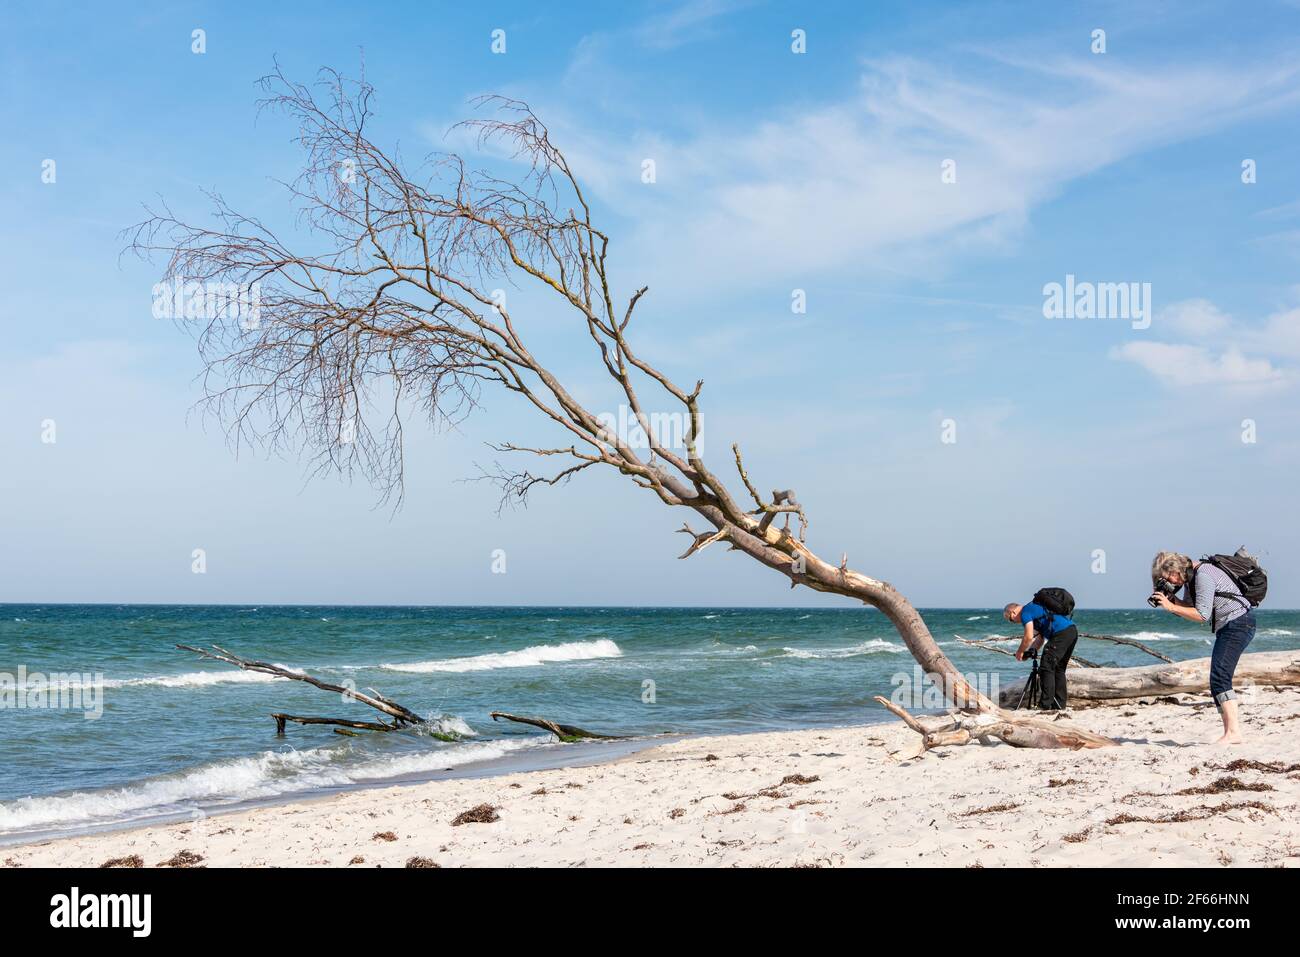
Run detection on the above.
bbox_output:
[2,604,1297,845]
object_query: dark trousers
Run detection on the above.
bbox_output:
[1038,625,1078,710]
[1210,612,1256,708]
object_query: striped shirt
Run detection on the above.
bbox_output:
[1190,562,1248,632]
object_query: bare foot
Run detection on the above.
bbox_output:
[1211,732,1243,746]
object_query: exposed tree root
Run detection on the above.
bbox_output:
[874,695,1116,756]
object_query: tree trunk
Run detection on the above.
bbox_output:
[998,649,1300,706]
[690,511,1118,749]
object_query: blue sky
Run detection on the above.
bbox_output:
[2,0,1299,606]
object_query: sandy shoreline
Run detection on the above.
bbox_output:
[6,689,1300,868]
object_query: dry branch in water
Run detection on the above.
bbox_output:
[489,711,623,741]
[177,645,623,742]
[177,643,426,733]
[137,66,1115,751]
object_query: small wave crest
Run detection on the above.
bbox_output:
[780,639,905,660]
[382,639,622,674]
[38,669,297,692]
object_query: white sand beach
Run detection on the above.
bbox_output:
[6,688,1299,869]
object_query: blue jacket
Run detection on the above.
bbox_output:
[1021,602,1074,638]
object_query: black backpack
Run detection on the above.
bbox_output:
[1201,548,1268,609]
[1032,587,1076,618]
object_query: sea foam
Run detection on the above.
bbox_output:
[0,734,535,835]
[382,638,622,674]
[780,639,905,660]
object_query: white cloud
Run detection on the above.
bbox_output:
[634,0,753,50]
[520,53,1300,296]
[1157,299,1234,338]
[1111,341,1285,389]
[1120,297,1300,388]
[1254,304,1300,358]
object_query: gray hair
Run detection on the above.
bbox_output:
[1151,551,1192,586]
[1002,602,1019,620]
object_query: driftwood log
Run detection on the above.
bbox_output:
[489,712,624,741]
[874,696,1112,757]
[177,644,427,734]
[997,650,1300,707]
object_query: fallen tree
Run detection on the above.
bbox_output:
[132,66,1113,751]
[997,650,1300,707]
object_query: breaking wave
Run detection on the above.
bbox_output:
[382,639,622,674]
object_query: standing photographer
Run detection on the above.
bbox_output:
[1149,551,1257,745]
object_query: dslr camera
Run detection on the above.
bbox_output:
[1147,577,1179,608]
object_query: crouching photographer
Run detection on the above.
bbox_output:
[1149,549,1267,745]
[1003,587,1079,711]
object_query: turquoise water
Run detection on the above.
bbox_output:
[2,604,1297,842]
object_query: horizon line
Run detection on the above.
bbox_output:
[1,601,1291,612]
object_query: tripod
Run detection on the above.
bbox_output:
[1014,650,1042,710]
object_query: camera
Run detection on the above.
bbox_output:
[1147,577,1179,608]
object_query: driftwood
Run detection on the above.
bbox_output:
[955,636,1100,669]
[998,650,1300,707]
[489,711,623,741]
[271,714,406,735]
[178,647,625,743]
[177,644,425,733]
[874,696,1113,756]
[958,631,1174,667]
[1079,633,1173,663]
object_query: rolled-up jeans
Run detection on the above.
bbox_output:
[1210,611,1256,708]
